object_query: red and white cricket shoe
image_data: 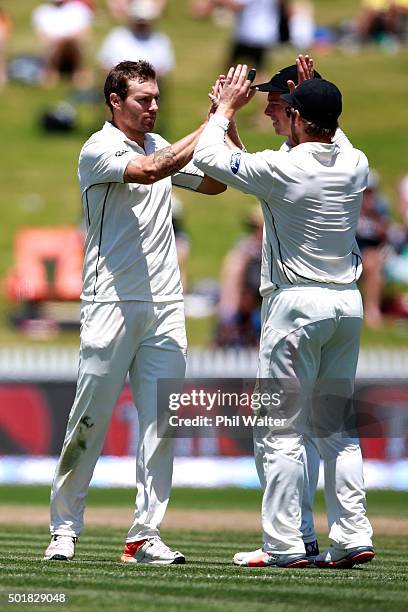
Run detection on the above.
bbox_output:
[120,537,185,565]
[314,545,375,569]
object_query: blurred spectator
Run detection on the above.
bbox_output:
[383,174,408,286]
[0,7,12,88]
[356,0,408,45]
[216,206,263,347]
[288,1,315,49]
[171,192,191,292]
[399,173,408,221]
[99,0,174,76]
[356,170,391,328]
[107,0,167,22]
[191,1,279,71]
[191,0,279,127]
[278,0,290,43]
[99,0,174,133]
[32,0,94,87]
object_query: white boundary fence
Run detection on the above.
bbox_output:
[1,347,408,380]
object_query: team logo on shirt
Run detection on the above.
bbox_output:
[115,149,128,157]
[230,151,242,174]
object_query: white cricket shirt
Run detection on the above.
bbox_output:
[194,115,368,296]
[78,121,203,302]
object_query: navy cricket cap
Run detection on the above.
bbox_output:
[254,64,322,94]
[280,78,342,129]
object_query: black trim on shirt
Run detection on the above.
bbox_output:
[172,184,200,193]
[270,244,274,284]
[93,183,111,299]
[85,190,90,228]
[175,171,204,178]
[83,181,120,194]
[352,251,362,281]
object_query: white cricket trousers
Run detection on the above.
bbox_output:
[50,300,187,542]
[301,436,320,544]
[255,283,373,555]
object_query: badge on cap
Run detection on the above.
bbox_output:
[230,151,242,175]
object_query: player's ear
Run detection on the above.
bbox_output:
[110,92,122,110]
[293,109,301,124]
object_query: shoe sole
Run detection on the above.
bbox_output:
[120,555,186,565]
[314,550,375,569]
[234,558,308,568]
[43,555,71,561]
[306,557,318,566]
[279,558,308,569]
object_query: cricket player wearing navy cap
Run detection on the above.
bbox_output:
[254,56,322,562]
[251,56,358,563]
[194,66,374,569]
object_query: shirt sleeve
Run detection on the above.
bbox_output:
[193,115,276,200]
[151,132,204,191]
[78,138,136,193]
[171,160,204,191]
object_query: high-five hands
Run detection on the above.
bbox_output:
[212,64,256,121]
[287,54,315,93]
[207,55,316,120]
[208,74,225,118]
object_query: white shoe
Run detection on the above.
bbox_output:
[44,535,77,561]
[314,544,375,569]
[233,548,307,568]
[120,537,185,565]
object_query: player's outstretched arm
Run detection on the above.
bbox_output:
[124,126,226,193]
[124,126,206,184]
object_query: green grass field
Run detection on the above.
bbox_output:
[0,487,407,611]
[1,1,408,346]
[0,529,407,612]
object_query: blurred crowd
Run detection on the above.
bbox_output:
[1,0,173,90]
[0,0,406,91]
[2,0,408,340]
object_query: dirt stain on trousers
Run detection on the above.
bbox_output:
[58,416,94,476]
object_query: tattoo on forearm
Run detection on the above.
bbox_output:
[153,146,185,179]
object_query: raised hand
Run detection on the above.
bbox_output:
[208,74,225,118]
[287,54,316,93]
[216,64,257,120]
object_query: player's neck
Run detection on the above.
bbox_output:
[301,134,332,144]
[111,119,145,148]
